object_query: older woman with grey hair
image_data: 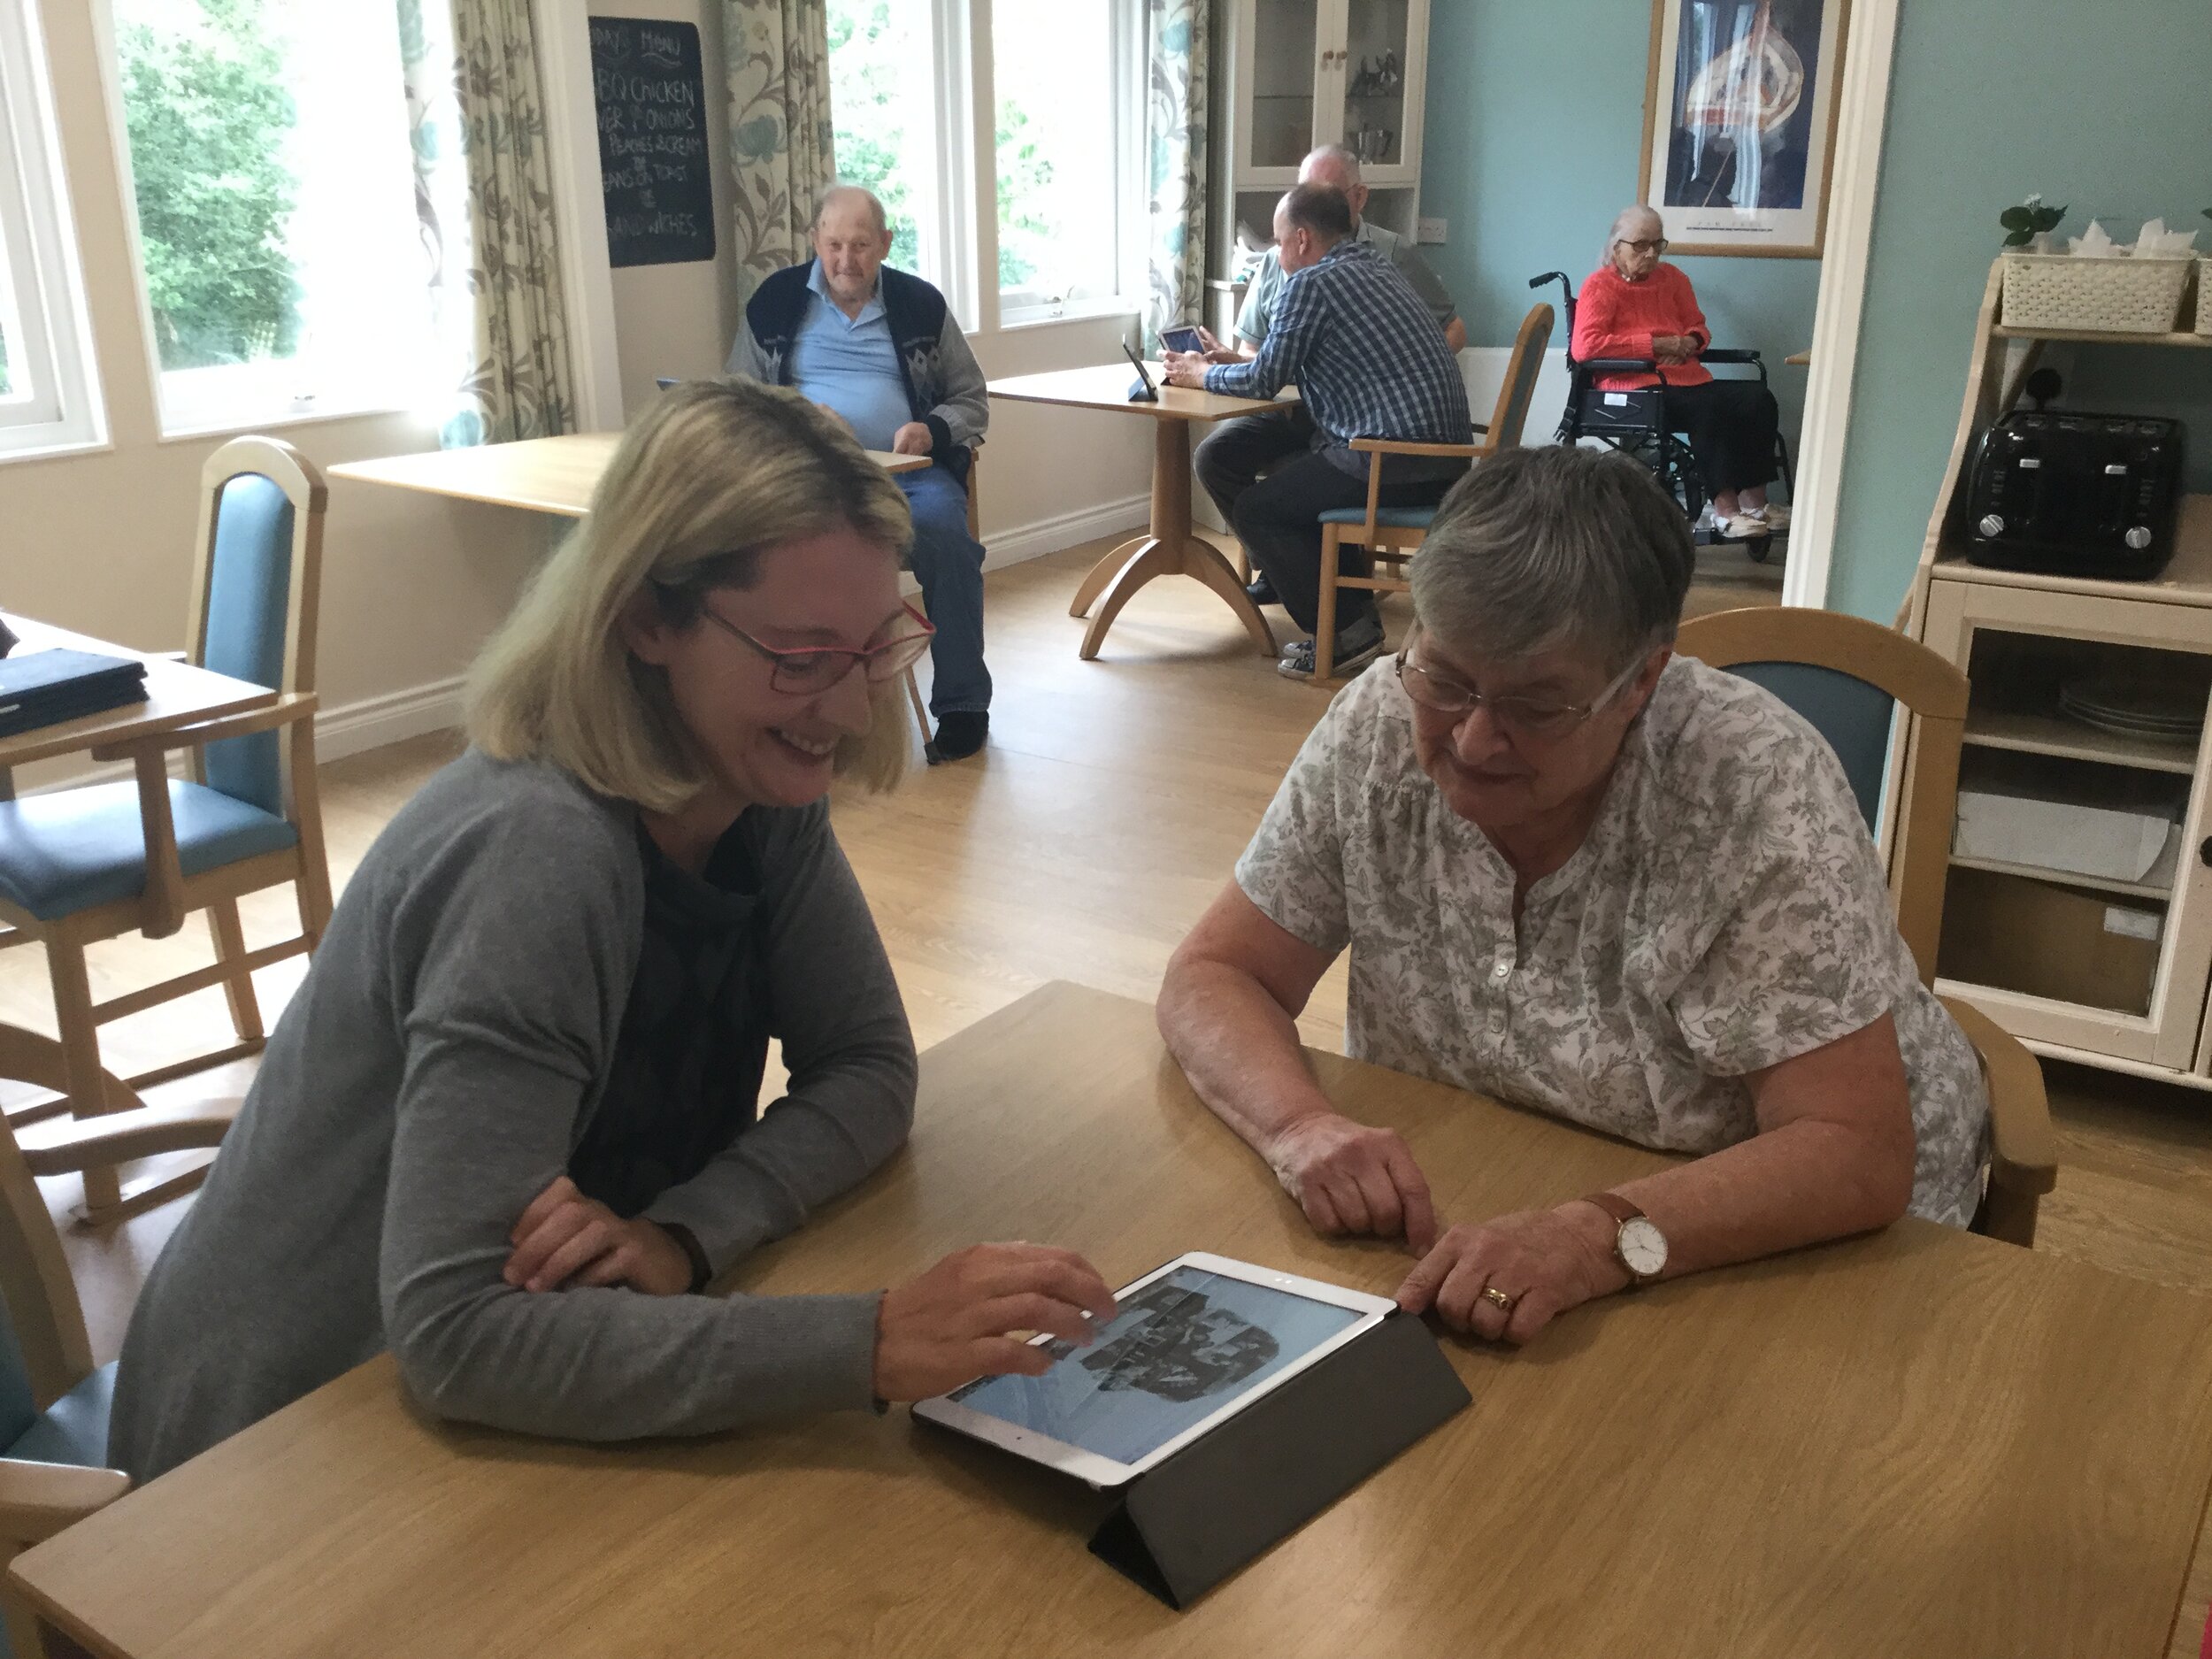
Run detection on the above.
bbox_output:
[1572,205,1786,540]
[1156,444,1987,1345]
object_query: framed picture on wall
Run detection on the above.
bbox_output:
[1639,0,1850,257]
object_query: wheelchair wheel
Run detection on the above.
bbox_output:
[1653,445,1704,528]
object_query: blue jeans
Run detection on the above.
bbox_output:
[900,465,991,717]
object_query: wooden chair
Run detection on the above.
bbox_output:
[1311,301,1555,683]
[1676,605,2059,1248]
[0,1095,237,1657]
[0,437,332,1223]
[900,448,982,761]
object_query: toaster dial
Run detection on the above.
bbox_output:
[1978,513,2005,538]
[2125,526,2154,550]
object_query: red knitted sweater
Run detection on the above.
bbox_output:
[1570,264,1713,390]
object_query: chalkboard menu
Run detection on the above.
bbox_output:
[589,17,716,268]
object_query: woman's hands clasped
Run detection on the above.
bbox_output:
[504,1176,695,1295]
[872,1243,1120,1402]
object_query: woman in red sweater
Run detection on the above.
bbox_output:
[1571,207,1786,540]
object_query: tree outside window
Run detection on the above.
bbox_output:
[113,0,302,371]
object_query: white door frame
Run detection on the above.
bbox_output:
[534,0,634,434]
[1781,0,1903,609]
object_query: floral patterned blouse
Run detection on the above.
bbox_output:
[1236,655,1990,1226]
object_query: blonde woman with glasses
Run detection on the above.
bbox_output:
[111,380,1116,1482]
[1158,445,1986,1351]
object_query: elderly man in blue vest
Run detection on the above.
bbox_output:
[726,184,992,762]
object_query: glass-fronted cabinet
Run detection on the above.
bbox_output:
[1225,0,1430,190]
[1339,0,1412,172]
[1213,0,1433,335]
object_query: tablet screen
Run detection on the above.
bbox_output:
[945,1264,1364,1465]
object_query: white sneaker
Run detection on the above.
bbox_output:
[1759,503,1791,532]
[1717,511,1770,541]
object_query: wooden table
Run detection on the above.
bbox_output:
[987,365,1292,661]
[0,617,276,787]
[327,431,927,519]
[15,982,2212,1658]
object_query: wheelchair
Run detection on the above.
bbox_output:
[1530,270,1793,561]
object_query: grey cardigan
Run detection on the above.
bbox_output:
[108,751,917,1482]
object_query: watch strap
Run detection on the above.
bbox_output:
[1578,1190,1647,1228]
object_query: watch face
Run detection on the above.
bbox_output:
[1618,1217,1668,1279]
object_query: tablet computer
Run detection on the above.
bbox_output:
[911,1251,1394,1489]
[1120,340,1159,401]
[1158,323,1205,356]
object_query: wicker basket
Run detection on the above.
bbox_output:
[2001,251,2191,333]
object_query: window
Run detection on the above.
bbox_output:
[825,0,943,285]
[0,0,102,458]
[105,0,434,435]
[991,0,1141,319]
[825,0,1143,330]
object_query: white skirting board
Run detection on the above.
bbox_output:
[27,492,1150,791]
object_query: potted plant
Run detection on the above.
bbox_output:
[1999,195,2066,253]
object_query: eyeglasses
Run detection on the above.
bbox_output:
[700,601,936,695]
[1394,649,1645,741]
[1617,237,1669,256]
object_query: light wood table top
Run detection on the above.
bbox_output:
[15,982,2212,1657]
[327,431,927,518]
[987,365,1296,661]
[0,615,276,774]
[986,361,1290,424]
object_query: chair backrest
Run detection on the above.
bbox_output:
[0,1130,93,1432]
[187,437,326,818]
[1484,303,1554,452]
[1675,606,1970,987]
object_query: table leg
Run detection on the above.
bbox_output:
[1077,418,1276,661]
[1069,534,1148,619]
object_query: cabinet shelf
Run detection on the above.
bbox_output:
[1962,709,2201,774]
[1990,325,2212,347]
[1948,850,2176,902]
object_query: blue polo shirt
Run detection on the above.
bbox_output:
[786,265,911,452]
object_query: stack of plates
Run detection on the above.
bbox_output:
[2059,672,2207,745]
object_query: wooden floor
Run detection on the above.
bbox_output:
[5,529,2209,1653]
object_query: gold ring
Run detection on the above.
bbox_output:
[1482,1286,1517,1314]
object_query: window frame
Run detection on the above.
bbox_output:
[0,0,104,462]
[91,0,438,442]
[989,0,1145,328]
[826,0,1146,335]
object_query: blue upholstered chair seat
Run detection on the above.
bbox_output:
[0,780,299,922]
[1318,505,1439,529]
[4,1362,113,1468]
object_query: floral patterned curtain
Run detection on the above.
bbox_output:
[723,0,836,296]
[1143,0,1209,351]
[399,0,577,446]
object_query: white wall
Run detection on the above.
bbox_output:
[4,2,1150,783]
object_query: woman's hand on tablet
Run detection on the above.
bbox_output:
[872,1242,1120,1402]
[1263,1111,1438,1255]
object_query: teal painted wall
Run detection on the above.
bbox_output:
[1825,0,2212,620]
[1417,0,1823,454]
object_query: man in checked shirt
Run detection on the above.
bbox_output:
[1164,183,1472,680]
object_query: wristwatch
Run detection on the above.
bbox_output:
[1578,1192,1669,1286]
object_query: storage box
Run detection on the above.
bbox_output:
[1954,781,2177,884]
[1939,866,2161,1015]
[2001,252,2192,334]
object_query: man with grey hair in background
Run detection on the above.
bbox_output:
[727,184,994,762]
[1192,144,1466,608]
